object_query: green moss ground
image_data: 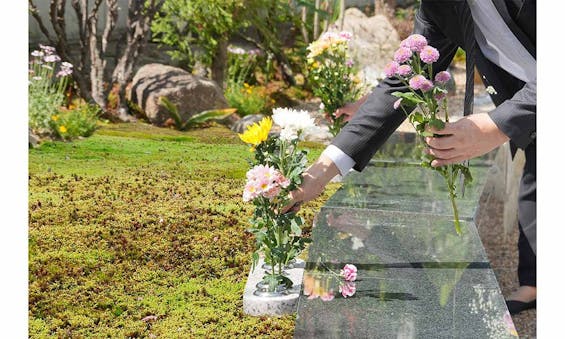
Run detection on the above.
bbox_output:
[28,122,338,338]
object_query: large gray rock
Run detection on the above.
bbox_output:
[29,128,40,148]
[127,63,228,126]
[230,114,266,134]
[332,8,400,87]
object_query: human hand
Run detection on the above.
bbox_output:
[281,154,340,214]
[334,102,359,122]
[333,94,369,122]
[424,113,510,167]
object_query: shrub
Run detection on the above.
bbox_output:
[225,83,271,117]
[226,45,262,86]
[306,32,361,136]
[52,101,101,140]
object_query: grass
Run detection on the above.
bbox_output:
[28,121,338,338]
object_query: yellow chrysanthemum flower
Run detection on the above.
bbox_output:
[59,126,67,133]
[51,115,59,121]
[238,117,272,148]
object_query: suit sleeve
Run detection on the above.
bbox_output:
[331,4,459,171]
[489,77,536,149]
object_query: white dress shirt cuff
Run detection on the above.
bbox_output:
[321,145,356,176]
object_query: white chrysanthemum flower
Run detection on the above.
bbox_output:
[272,107,316,140]
[279,128,298,141]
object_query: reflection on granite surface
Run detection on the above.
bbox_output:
[294,143,515,338]
[326,163,490,220]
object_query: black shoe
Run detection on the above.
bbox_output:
[506,299,536,315]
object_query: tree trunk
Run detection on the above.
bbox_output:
[29,0,164,121]
[211,39,228,89]
[300,6,309,44]
[314,0,320,39]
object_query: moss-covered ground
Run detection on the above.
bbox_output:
[28,122,339,338]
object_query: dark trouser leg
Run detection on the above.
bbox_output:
[517,143,536,287]
[518,222,536,286]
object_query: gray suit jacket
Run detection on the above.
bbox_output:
[332,0,536,171]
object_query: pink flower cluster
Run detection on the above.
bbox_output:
[57,61,73,78]
[340,264,357,282]
[339,281,356,298]
[420,45,439,64]
[434,71,451,84]
[30,44,74,78]
[400,34,428,52]
[243,164,290,202]
[338,264,357,298]
[386,34,445,90]
[409,75,433,92]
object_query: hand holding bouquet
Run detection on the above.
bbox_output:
[387,34,472,234]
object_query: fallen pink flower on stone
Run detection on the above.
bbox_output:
[339,281,356,298]
[341,264,357,282]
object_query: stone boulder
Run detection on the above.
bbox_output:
[29,128,40,148]
[331,8,400,87]
[231,114,266,134]
[127,63,229,126]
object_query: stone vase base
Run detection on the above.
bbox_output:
[242,256,305,317]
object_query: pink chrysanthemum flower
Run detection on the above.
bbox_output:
[409,75,434,92]
[340,264,357,282]
[243,164,289,202]
[400,34,428,52]
[419,46,439,64]
[396,64,412,77]
[384,61,399,78]
[393,47,412,64]
[434,71,451,84]
[393,98,403,110]
[339,281,356,298]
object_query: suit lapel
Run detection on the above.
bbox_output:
[491,0,536,58]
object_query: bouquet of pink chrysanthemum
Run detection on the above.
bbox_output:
[387,34,472,235]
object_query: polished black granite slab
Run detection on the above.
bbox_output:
[295,210,515,338]
[294,144,515,338]
[307,208,489,266]
[325,162,490,220]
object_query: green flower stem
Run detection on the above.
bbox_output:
[447,164,462,235]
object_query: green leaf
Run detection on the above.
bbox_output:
[421,131,434,137]
[290,219,302,236]
[391,91,426,105]
[410,112,425,123]
[182,108,237,129]
[252,251,259,272]
[428,118,445,130]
